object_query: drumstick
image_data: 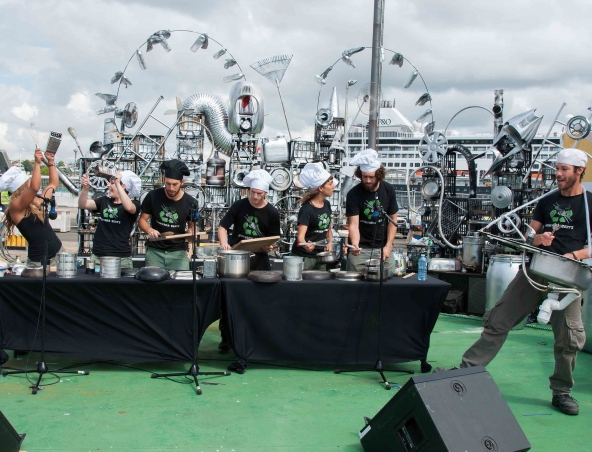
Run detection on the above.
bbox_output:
[402,272,416,279]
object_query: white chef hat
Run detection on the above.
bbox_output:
[0,167,31,194]
[120,170,142,198]
[243,169,273,192]
[350,148,381,173]
[299,162,331,190]
[556,148,588,168]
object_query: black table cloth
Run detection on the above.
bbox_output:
[221,276,450,366]
[0,271,220,362]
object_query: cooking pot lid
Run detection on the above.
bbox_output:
[270,167,293,191]
[302,270,332,280]
[334,271,363,280]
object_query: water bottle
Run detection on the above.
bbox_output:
[418,254,427,281]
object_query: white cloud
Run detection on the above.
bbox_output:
[11,102,39,121]
[0,122,16,152]
[67,92,92,113]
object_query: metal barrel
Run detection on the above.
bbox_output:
[283,256,304,281]
[56,252,78,278]
[486,255,528,330]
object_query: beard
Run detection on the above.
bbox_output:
[362,180,379,192]
[557,172,579,191]
[166,187,181,198]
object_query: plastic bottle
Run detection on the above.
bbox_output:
[418,254,427,281]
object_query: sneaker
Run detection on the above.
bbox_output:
[432,366,459,373]
[552,394,579,415]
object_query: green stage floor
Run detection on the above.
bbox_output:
[1,315,591,451]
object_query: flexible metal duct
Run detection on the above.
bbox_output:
[182,93,233,156]
[42,156,80,195]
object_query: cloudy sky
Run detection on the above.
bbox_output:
[0,0,590,163]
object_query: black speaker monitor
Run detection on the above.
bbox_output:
[359,366,530,452]
[0,410,26,452]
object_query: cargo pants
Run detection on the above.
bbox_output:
[461,270,586,395]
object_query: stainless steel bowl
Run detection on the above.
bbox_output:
[316,251,338,264]
[529,252,592,290]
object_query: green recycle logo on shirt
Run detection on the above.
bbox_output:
[550,204,573,224]
[243,216,261,237]
[103,205,118,220]
[363,200,381,220]
[318,213,331,230]
[159,206,179,224]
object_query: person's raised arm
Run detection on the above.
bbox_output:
[78,173,97,211]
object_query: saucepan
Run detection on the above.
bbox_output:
[316,251,338,264]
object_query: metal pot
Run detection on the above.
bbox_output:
[529,251,592,290]
[316,251,338,264]
[364,259,390,282]
[217,250,251,278]
[462,234,485,269]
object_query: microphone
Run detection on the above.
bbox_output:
[36,193,58,220]
[49,194,57,220]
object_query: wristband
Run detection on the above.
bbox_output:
[572,252,578,261]
[47,164,55,167]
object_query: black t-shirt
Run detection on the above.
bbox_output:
[16,214,62,262]
[291,200,332,257]
[141,188,195,251]
[345,181,398,248]
[220,198,281,248]
[532,190,592,256]
[91,196,140,257]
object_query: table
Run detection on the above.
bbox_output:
[0,271,221,362]
[221,276,450,366]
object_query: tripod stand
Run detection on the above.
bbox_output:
[151,205,230,394]
[335,205,414,390]
[3,190,89,394]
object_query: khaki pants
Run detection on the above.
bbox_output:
[145,247,189,271]
[346,248,396,273]
[90,254,133,269]
[461,270,586,395]
[290,254,328,271]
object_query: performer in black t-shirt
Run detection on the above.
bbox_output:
[78,169,141,268]
[345,149,398,272]
[139,160,195,271]
[290,162,335,270]
[218,169,280,271]
[0,148,63,267]
[457,148,589,416]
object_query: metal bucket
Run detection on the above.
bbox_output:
[462,234,485,269]
[582,282,592,353]
[283,256,304,281]
[262,136,290,163]
[100,257,121,279]
[56,252,77,278]
[217,250,250,278]
[486,254,528,330]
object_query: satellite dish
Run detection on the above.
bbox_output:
[115,102,138,131]
[315,108,333,127]
[357,82,382,116]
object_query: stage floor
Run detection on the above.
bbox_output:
[1,315,591,451]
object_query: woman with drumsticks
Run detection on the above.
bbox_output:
[290,162,336,270]
[0,148,64,267]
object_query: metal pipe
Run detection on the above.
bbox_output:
[368,0,384,149]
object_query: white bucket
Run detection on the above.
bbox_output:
[56,252,77,278]
[100,257,121,279]
[283,256,304,281]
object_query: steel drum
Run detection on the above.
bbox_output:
[100,256,121,278]
[283,256,303,281]
[486,254,528,330]
[56,252,77,278]
[583,284,592,353]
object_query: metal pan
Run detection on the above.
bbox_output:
[333,271,363,281]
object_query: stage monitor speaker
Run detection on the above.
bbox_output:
[0,410,26,452]
[359,366,530,452]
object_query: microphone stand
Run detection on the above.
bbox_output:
[3,189,89,394]
[335,206,415,390]
[150,205,230,394]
